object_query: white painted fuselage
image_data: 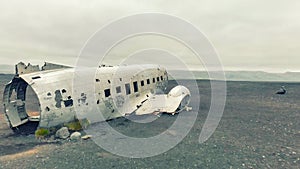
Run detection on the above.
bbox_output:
[3,64,169,129]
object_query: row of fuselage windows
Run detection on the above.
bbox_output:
[103,75,164,98]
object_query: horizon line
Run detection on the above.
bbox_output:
[0,63,299,74]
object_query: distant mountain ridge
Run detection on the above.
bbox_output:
[223,71,300,82]
[168,70,300,82]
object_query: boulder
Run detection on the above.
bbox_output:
[70,132,82,140]
[55,127,70,139]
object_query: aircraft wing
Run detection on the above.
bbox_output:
[135,85,191,115]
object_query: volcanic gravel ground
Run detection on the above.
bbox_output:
[0,74,299,168]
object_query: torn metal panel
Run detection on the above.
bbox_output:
[16,62,40,75]
[41,62,72,71]
[15,62,72,75]
[135,85,191,115]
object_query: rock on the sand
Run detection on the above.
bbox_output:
[70,132,81,140]
[55,127,70,139]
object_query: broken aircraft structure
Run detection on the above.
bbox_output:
[3,62,191,132]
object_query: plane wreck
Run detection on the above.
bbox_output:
[3,62,191,132]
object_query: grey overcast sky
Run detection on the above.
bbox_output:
[0,0,299,72]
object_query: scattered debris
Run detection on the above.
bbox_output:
[81,135,92,140]
[186,106,192,111]
[276,86,287,95]
[55,127,70,139]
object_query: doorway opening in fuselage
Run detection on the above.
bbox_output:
[25,85,41,123]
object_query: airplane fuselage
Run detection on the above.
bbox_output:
[3,64,168,129]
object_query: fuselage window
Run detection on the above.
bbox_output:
[141,80,144,86]
[32,76,41,80]
[96,79,100,82]
[147,79,150,84]
[157,77,160,82]
[116,86,121,93]
[153,78,155,83]
[133,81,138,93]
[104,89,111,97]
[160,76,163,80]
[125,83,131,95]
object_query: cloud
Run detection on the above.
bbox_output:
[0,0,299,72]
